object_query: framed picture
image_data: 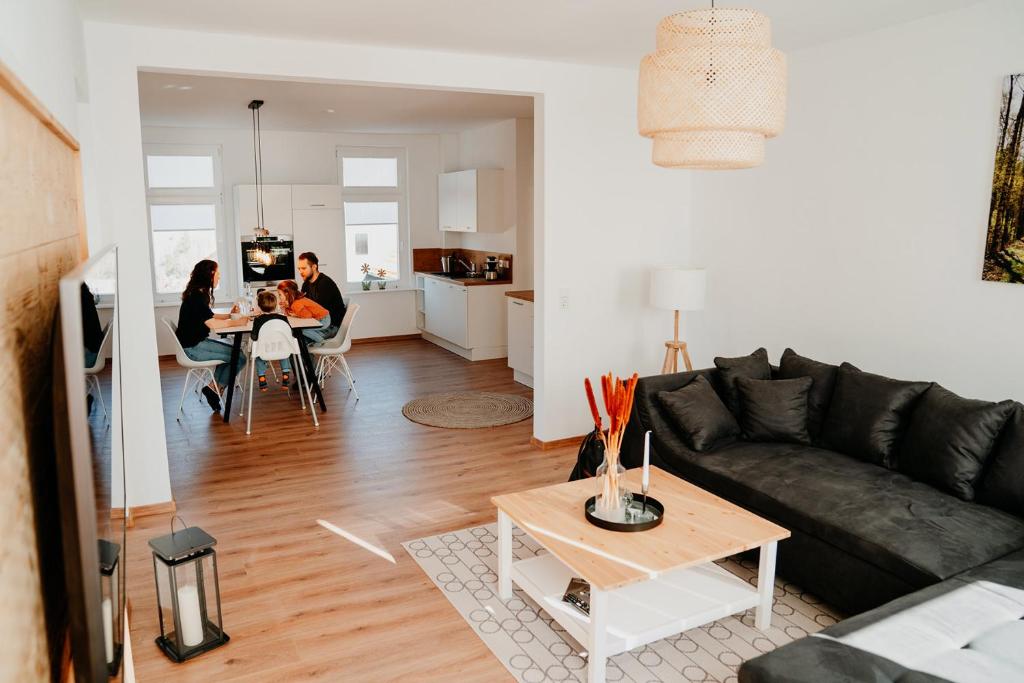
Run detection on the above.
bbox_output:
[983,73,1024,283]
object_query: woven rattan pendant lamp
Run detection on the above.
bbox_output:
[638,3,787,169]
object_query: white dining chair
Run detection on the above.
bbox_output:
[162,318,244,418]
[246,318,318,435]
[309,303,360,401]
[84,322,113,420]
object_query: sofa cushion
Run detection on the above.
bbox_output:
[978,404,1024,517]
[663,441,1024,587]
[714,348,771,414]
[777,348,839,442]
[736,376,812,445]
[899,385,1015,501]
[657,375,740,452]
[821,363,931,467]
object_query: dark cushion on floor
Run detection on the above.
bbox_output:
[898,385,1015,501]
[821,364,930,468]
[736,376,812,444]
[662,441,1024,587]
[777,348,839,443]
[977,404,1024,516]
[714,348,771,414]
[657,375,740,452]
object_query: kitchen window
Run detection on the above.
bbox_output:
[144,144,227,302]
[337,146,409,289]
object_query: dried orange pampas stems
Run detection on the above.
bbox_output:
[585,372,639,518]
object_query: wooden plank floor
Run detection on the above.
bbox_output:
[126,339,578,682]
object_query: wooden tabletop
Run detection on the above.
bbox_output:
[505,290,534,302]
[216,315,322,335]
[492,466,789,591]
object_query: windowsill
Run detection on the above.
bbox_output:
[346,286,417,295]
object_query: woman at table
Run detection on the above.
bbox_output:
[277,280,332,345]
[175,259,246,412]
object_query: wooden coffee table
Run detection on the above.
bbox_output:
[491,466,790,683]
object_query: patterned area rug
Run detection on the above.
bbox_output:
[404,524,841,682]
[401,392,533,428]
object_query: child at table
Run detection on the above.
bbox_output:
[251,290,291,391]
[277,280,332,345]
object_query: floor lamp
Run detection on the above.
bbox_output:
[650,268,706,374]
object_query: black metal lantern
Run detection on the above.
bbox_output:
[98,539,123,675]
[149,523,229,662]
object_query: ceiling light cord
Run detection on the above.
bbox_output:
[256,106,265,231]
[251,106,260,231]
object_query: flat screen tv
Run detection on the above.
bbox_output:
[53,244,126,681]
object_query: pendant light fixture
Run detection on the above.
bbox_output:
[248,99,270,236]
[638,2,787,169]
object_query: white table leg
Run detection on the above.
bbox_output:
[497,509,513,600]
[588,587,608,683]
[755,541,777,630]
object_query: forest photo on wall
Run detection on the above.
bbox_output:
[985,73,1024,283]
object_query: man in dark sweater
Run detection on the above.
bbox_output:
[297,251,345,339]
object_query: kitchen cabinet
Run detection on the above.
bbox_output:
[419,273,510,360]
[437,169,504,233]
[236,185,293,234]
[507,297,534,387]
[292,209,344,278]
[292,184,342,210]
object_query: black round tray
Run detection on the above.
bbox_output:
[584,494,664,532]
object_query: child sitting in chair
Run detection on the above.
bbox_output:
[251,289,291,391]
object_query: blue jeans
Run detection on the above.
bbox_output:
[184,338,246,388]
[256,356,291,377]
[84,347,98,369]
[302,315,334,345]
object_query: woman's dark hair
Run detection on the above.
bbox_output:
[182,259,218,304]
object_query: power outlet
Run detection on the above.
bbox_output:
[558,288,570,311]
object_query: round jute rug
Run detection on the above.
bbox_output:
[401,392,533,429]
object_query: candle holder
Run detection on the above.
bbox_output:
[98,539,123,675]
[148,520,229,663]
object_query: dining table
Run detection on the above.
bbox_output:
[213,313,327,423]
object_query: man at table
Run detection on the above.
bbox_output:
[297,251,345,340]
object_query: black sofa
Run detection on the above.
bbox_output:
[620,357,1024,680]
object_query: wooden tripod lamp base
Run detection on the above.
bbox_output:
[661,309,693,374]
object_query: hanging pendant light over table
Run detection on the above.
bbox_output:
[638,4,787,169]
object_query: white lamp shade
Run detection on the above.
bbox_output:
[650,268,706,311]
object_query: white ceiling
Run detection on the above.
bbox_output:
[137,72,534,133]
[81,0,984,67]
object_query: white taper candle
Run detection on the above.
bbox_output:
[642,430,651,491]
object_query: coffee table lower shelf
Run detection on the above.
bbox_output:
[510,552,760,657]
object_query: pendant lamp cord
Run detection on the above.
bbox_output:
[251,106,260,232]
[256,106,265,232]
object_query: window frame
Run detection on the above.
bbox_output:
[336,146,411,291]
[143,144,230,305]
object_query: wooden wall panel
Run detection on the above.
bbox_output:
[0,61,83,682]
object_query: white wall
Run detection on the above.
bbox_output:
[690,0,1024,402]
[142,126,442,352]
[82,21,692,442]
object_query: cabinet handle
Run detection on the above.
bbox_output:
[311,203,326,207]
[512,300,524,306]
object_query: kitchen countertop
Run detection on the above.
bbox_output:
[505,290,534,302]
[416,271,513,287]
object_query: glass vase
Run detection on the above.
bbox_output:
[595,450,627,522]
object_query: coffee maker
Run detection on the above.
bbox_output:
[484,256,499,280]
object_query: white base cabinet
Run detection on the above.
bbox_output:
[507,297,534,387]
[419,273,510,361]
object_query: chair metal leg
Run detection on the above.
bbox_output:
[177,369,193,418]
[296,354,319,428]
[295,354,307,412]
[90,375,109,418]
[245,357,256,436]
[340,355,358,401]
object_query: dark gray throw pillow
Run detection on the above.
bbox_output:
[821,363,931,468]
[777,348,839,443]
[736,376,813,445]
[977,404,1024,515]
[657,375,741,452]
[714,348,771,414]
[899,385,1014,501]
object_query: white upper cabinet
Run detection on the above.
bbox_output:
[236,185,293,234]
[292,184,342,210]
[438,169,504,233]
